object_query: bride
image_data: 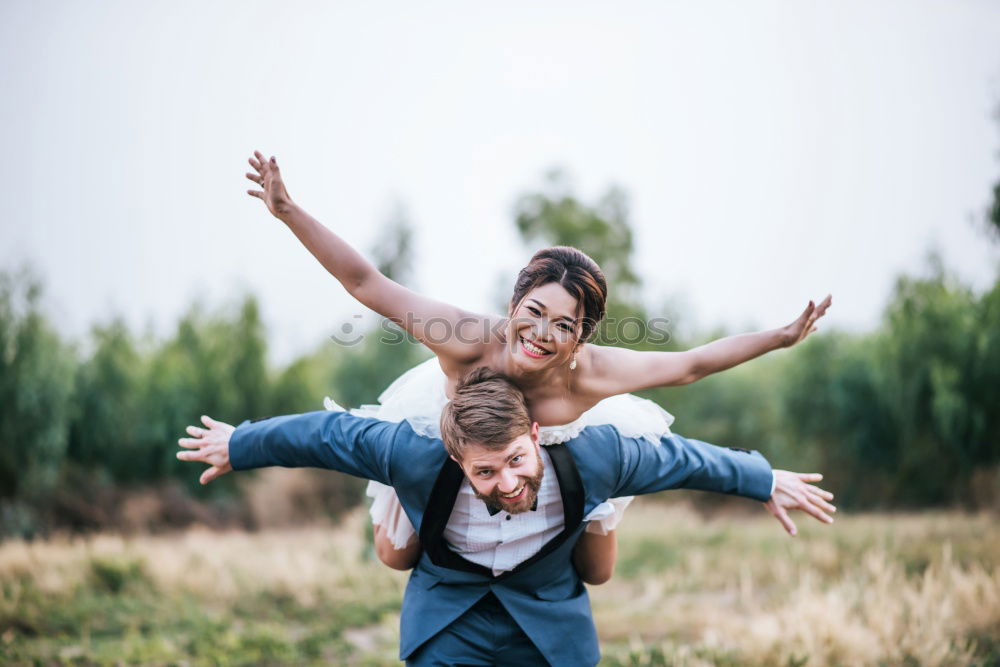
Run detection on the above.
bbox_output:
[245,151,831,582]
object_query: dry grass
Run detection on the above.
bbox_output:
[1,504,998,665]
[0,511,399,606]
[592,503,1000,665]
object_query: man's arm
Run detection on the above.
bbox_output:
[613,431,775,500]
[611,430,835,535]
[177,410,406,486]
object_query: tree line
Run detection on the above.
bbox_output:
[2,173,998,537]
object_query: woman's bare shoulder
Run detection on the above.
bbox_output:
[433,313,506,365]
[570,344,617,401]
[437,320,507,379]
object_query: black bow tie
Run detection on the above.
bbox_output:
[485,495,539,516]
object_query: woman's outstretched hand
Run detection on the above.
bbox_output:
[780,295,833,348]
[246,150,295,218]
[177,415,235,485]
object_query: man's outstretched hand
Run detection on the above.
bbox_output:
[177,415,235,485]
[765,470,836,536]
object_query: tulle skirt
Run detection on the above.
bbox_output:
[325,357,675,549]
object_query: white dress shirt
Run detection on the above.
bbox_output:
[442,448,565,576]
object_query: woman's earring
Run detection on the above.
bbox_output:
[569,351,578,371]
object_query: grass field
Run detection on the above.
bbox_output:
[2,502,998,665]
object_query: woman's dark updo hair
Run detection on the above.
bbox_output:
[509,246,608,343]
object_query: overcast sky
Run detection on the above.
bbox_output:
[2,0,999,363]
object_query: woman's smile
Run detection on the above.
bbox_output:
[519,336,552,358]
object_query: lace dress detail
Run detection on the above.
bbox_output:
[325,357,674,548]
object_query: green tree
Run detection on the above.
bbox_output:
[137,295,270,488]
[780,257,1000,508]
[989,107,1000,241]
[67,319,145,480]
[0,269,75,535]
[882,260,1000,505]
[270,342,341,415]
[513,169,641,310]
[989,179,1000,240]
[779,330,897,506]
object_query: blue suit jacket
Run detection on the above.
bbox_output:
[230,411,773,666]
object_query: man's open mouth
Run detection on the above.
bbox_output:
[500,485,526,502]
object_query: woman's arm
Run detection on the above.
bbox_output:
[572,531,617,585]
[373,525,420,571]
[582,297,831,396]
[246,151,486,363]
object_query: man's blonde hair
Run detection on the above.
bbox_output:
[439,367,532,460]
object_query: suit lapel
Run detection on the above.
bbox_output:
[419,443,586,580]
[419,456,491,575]
[547,443,584,529]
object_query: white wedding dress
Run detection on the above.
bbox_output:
[324,357,675,549]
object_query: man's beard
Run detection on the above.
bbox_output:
[474,453,545,515]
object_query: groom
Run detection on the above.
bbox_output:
[178,368,834,665]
